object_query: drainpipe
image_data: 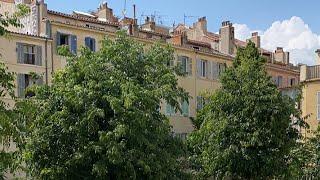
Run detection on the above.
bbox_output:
[45,38,48,84]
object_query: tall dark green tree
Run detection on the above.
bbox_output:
[188,41,301,179]
[22,32,189,179]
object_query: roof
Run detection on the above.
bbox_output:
[7,30,52,40]
[73,11,96,18]
[47,10,120,27]
[187,39,211,48]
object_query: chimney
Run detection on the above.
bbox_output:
[273,47,289,65]
[142,16,156,32]
[219,21,235,55]
[193,16,207,33]
[316,49,320,65]
[248,32,260,48]
[96,2,117,22]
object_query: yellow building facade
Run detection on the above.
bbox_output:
[0,0,301,138]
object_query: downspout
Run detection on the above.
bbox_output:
[45,38,48,85]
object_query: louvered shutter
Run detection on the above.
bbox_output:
[56,32,61,46]
[92,38,96,52]
[46,20,52,38]
[188,58,192,76]
[35,46,42,66]
[197,59,201,77]
[207,61,212,79]
[85,37,90,48]
[17,74,25,98]
[70,35,77,54]
[212,62,219,80]
[16,43,24,64]
[182,100,189,117]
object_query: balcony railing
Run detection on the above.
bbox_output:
[307,65,320,80]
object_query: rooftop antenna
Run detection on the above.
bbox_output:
[122,0,127,17]
[184,14,199,25]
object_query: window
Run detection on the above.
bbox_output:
[165,103,175,116]
[17,73,43,98]
[23,45,35,64]
[218,63,227,76]
[201,60,207,77]
[181,100,189,117]
[178,56,192,75]
[277,76,283,87]
[85,37,96,51]
[290,78,296,86]
[17,43,42,66]
[57,32,77,54]
[197,96,206,111]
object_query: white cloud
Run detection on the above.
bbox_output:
[233,16,320,65]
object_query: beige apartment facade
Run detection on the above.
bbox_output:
[0,0,302,138]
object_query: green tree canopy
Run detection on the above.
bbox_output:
[188,41,301,179]
[22,32,189,179]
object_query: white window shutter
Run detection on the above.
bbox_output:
[35,46,42,66]
[16,43,24,64]
[207,61,212,79]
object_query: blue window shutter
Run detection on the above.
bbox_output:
[71,35,77,54]
[16,43,24,64]
[17,74,25,98]
[56,32,61,46]
[85,37,90,48]
[92,38,96,52]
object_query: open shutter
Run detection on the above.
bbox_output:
[182,100,189,117]
[36,76,44,85]
[70,35,77,54]
[35,46,42,66]
[207,61,212,79]
[56,32,61,46]
[188,58,192,76]
[177,56,182,73]
[219,63,226,77]
[16,43,24,64]
[46,20,52,38]
[85,37,90,48]
[92,38,96,52]
[17,74,25,98]
[197,59,201,77]
[212,62,219,80]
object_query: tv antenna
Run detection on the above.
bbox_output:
[184,14,199,25]
[122,0,127,17]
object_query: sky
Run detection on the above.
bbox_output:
[45,0,320,65]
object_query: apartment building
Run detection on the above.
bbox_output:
[0,0,301,138]
[300,50,320,137]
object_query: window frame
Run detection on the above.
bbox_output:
[23,45,36,65]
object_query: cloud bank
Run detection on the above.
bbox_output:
[234,16,320,65]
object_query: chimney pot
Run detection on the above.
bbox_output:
[252,32,258,37]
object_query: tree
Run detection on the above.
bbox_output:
[0,4,29,179]
[22,31,189,179]
[188,41,301,179]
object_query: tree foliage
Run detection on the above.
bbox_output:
[21,32,189,179]
[0,4,29,179]
[188,41,301,179]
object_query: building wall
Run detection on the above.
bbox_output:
[0,33,52,106]
[301,80,320,137]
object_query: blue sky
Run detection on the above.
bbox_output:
[46,0,320,65]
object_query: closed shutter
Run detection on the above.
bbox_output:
[212,62,219,80]
[197,59,201,77]
[70,35,77,54]
[278,76,283,87]
[188,58,192,76]
[17,74,25,98]
[35,46,42,66]
[16,43,24,64]
[196,96,202,110]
